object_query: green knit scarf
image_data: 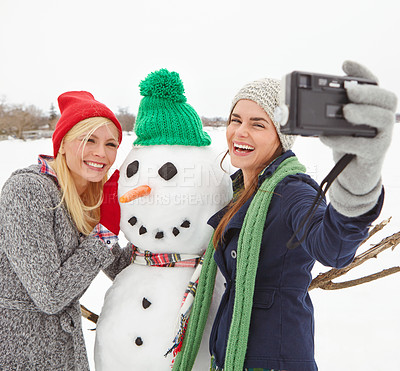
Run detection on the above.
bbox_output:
[172,156,306,371]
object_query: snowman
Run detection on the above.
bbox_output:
[94,69,232,370]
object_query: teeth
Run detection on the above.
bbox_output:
[234,143,254,150]
[86,161,104,168]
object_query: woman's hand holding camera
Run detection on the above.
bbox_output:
[320,60,397,217]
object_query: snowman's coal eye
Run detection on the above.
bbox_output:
[158,162,177,181]
[127,160,139,178]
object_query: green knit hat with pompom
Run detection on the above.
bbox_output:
[133,69,211,146]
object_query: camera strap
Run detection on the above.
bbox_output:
[286,153,356,250]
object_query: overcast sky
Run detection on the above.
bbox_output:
[0,0,399,118]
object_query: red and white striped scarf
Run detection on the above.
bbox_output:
[131,244,200,268]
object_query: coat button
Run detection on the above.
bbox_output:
[231,250,237,259]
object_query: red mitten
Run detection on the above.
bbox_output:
[99,170,121,235]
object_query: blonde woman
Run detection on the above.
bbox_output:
[0,91,131,370]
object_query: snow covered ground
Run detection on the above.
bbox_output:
[0,125,399,370]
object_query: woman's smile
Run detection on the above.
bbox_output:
[84,160,107,170]
[232,141,255,156]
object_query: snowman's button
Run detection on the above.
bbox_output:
[139,226,147,235]
[180,220,190,228]
[231,250,237,259]
[128,216,137,226]
[142,298,152,309]
[155,231,164,239]
[135,337,143,346]
[172,227,180,236]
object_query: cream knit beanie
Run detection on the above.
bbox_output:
[231,78,296,152]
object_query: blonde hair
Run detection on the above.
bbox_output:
[49,117,120,235]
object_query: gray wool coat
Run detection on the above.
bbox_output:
[0,164,131,370]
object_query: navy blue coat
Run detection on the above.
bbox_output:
[208,151,383,371]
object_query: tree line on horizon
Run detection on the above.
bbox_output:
[0,99,226,140]
[5,98,397,141]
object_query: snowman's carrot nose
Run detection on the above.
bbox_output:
[119,185,152,203]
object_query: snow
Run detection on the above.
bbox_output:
[0,125,399,370]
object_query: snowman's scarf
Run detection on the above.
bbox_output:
[172,156,306,371]
[165,252,205,359]
[131,245,201,267]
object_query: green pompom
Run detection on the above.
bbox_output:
[139,69,187,103]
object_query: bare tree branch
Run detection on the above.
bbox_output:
[309,218,400,291]
[360,216,391,245]
[310,267,400,290]
[81,304,99,324]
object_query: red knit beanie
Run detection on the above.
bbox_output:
[52,91,122,157]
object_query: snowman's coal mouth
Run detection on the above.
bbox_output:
[127,216,191,239]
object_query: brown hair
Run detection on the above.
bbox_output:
[212,153,259,248]
[212,108,283,249]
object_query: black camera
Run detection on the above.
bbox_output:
[275,71,378,137]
